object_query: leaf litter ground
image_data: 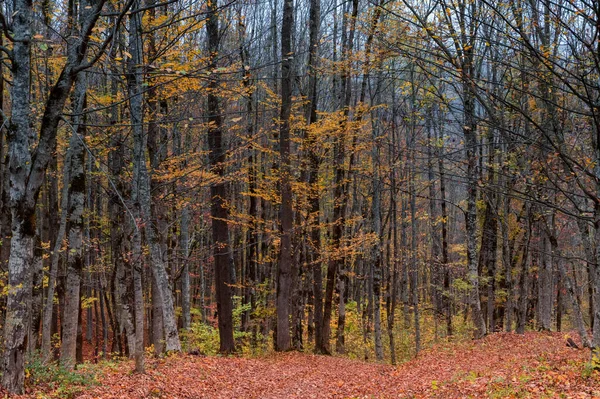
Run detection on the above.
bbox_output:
[18,332,600,398]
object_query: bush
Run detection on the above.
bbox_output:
[181,322,221,355]
[25,351,98,398]
[182,295,268,356]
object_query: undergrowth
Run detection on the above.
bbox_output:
[25,351,103,398]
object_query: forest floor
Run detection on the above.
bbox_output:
[16,331,600,398]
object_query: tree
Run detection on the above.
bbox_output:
[275,0,295,353]
[206,0,235,353]
[2,0,124,391]
[60,74,87,369]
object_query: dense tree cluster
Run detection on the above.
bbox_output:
[0,0,598,394]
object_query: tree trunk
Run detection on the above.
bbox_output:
[126,1,151,372]
[538,229,554,331]
[371,75,385,362]
[2,1,34,391]
[151,278,164,355]
[206,0,235,353]
[180,205,191,330]
[517,211,532,334]
[502,180,513,332]
[41,146,72,361]
[240,25,258,337]
[426,113,442,333]
[3,0,116,389]
[29,235,43,354]
[127,4,147,371]
[61,76,88,369]
[275,0,294,352]
[305,0,321,350]
[463,75,486,339]
[409,117,420,355]
[479,194,498,333]
[436,121,452,337]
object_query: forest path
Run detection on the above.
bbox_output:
[71,332,597,398]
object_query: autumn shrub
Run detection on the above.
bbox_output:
[25,351,98,398]
[342,301,374,360]
[331,301,476,364]
[231,296,256,353]
[181,297,263,355]
[181,322,221,355]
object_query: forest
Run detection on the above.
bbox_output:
[0,0,598,397]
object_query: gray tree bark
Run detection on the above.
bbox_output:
[3,0,110,391]
[60,76,88,369]
[127,0,184,370]
[41,146,72,361]
[3,3,36,391]
[180,202,191,330]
